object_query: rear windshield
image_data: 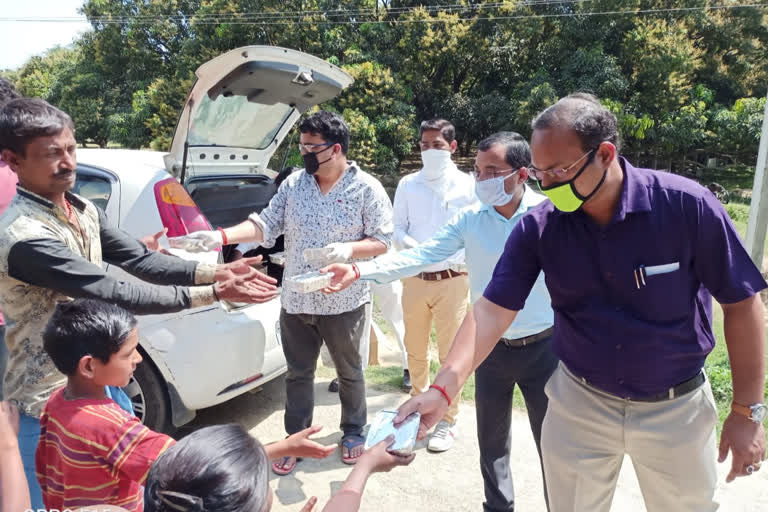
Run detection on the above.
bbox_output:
[188,95,293,150]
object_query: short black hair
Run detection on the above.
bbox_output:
[145,424,270,512]
[419,118,456,143]
[43,299,138,376]
[299,111,350,155]
[0,78,21,107]
[477,132,531,169]
[531,92,621,152]
[0,98,74,156]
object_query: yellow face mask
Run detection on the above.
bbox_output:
[536,151,606,212]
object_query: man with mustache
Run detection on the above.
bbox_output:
[0,98,278,509]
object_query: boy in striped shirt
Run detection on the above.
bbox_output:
[35,299,174,512]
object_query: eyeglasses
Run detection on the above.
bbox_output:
[297,142,334,153]
[528,150,594,181]
[470,166,517,180]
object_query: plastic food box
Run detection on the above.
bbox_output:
[284,270,332,293]
[364,410,421,456]
[270,252,286,266]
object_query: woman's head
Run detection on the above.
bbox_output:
[145,424,271,512]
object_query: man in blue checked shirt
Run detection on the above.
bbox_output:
[322,132,556,512]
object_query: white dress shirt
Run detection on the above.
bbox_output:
[392,162,478,273]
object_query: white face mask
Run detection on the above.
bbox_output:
[420,149,452,181]
[474,171,519,206]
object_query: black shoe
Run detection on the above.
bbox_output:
[402,370,412,392]
[328,378,339,393]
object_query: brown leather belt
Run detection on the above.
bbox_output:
[500,327,553,348]
[417,269,467,281]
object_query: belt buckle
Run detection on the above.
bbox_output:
[436,272,442,281]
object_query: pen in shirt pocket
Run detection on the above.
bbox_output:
[634,262,680,289]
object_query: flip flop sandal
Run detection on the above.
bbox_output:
[341,434,365,465]
[271,456,301,475]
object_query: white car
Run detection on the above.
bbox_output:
[73,46,353,432]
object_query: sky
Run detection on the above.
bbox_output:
[0,0,90,70]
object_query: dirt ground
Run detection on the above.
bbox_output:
[182,341,768,512]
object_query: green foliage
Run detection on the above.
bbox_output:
[6,0,767,178]
[724,203,750,225]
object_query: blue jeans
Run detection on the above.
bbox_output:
[19,413,45,511]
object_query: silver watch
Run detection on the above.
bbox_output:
[748,403,768,424]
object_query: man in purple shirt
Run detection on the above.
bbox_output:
[397,93,767,511]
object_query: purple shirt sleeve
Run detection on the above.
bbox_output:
[483,213,543,311]
[692,193,767,304]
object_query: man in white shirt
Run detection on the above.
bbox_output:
[392,118,478,452]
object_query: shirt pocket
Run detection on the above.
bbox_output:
[631,260,691,321]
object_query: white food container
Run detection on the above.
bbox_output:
[284,270,332,293]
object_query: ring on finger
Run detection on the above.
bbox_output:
[746,464,755,475]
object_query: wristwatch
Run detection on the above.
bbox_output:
[732,402,768,424]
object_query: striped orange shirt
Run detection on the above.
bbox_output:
[35,388,175,512]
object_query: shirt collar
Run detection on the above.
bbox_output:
[16,185,86,212]
[612,156,652,222]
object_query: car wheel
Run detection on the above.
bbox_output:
[122,355,172,434]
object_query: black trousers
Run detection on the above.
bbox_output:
[475,335,558,511]
[279,305,367,436]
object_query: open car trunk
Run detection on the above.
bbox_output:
[163,46,353,275]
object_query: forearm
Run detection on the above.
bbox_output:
[322,464,371,512]
[0,445,30,512]
[350,237,388,259]
[264,439,291,460]
[722,294,767,404]
[8,240,215,314]
[222,219,264,245]
[99,210,200,285]
[434,299,517,398]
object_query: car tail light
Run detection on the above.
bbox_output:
[153,177,212,237]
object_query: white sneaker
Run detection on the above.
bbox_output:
[427,420,458,452]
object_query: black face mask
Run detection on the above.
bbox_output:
[303,145,334,175]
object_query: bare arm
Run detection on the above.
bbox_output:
[221,218,264,245]
[322,437,414,512]
[722,294,766,405]
[0,402,30,512]
[349,237,388,260]
[263,426,336,460]
[434,298,518,398]
[396,298,518,434]
[718,293,767,482]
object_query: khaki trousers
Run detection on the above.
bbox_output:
[541,363,719,512]
[401,274,469,424]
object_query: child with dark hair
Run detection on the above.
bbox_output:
[145,424,414,512]
[35,299,175,512]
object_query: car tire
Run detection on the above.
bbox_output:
[122,353,173,434]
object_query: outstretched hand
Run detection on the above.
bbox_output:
[216,256,277,287]
[320,263,358,293]
[395,389,449,440]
